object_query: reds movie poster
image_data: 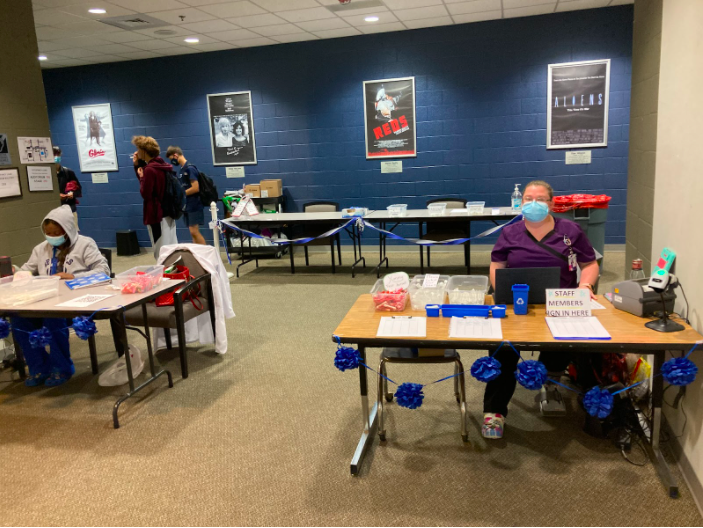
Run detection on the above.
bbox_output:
[71,103,119,172]
[547,59,610,149]
[363,77,416,159]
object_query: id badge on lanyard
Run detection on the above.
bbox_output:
[50,247,58,275]
[564,235,577,271]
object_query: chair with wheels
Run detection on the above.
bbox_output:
[422,198,469,273]
[123,249,216,379]
[377,347,468,442]
[298,201,342,272]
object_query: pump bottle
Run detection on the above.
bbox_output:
[511,184,522,212]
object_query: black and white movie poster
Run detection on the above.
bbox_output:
[547,59,610,149]
[363,77,416,159]
[207,91,257,166]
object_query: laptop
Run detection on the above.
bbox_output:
[494,267,561,305]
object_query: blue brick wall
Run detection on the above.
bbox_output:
[43,6,632,248]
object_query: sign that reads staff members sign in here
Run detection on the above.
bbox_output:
[546,289,592,317]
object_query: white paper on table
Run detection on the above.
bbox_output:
[377,316,427,337]
[56,294,114,308]
[449,317,503,339]
[545,317,611,340]
[590,299,606,310]
[450,208,468,214]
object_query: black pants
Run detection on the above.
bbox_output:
[483,348,572,417]
[149,222,162,244]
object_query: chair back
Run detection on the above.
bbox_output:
[164,249,206,277]
[304,201,339,213]
[98,247,115,278]
[427,197,468,210]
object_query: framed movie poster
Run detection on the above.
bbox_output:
[363,76,416,159]
[547,59,610,149]
[207,91,257,166]
[71,103,119,172]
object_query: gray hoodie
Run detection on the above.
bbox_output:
[21,205,110,277]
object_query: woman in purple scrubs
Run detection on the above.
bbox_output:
[483,180,599,439]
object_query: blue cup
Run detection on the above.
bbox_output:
[512,284,529,315]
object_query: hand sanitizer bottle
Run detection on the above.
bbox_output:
[511,184,522,212]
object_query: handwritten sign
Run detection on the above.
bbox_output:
[422,274,440,288]
[383,271,410,291]
[546,288,591,317]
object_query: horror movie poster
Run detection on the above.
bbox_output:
[71,103,118,172]
[363,77,416,159]
[547,59,610,149]
[207,91,257,166]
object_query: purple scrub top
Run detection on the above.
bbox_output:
[491,217,596,288]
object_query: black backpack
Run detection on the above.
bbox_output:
[161,169,186,220]
[196,170,219,207]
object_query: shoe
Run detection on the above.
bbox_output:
[482,413,504,439]
[25,372,49,387]
[98,345,144,387]
[45,365,75,387]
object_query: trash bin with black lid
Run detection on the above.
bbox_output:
[116,230,140,256]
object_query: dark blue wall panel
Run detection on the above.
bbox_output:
[43,6,633,247]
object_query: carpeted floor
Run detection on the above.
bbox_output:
[0,246,700,526]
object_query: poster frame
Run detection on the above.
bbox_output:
[71,103,119,172]
[206,91,258,166]
[363,76,417,160]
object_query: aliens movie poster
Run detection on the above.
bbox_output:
[207,91,257,166]
[363,77,416,159]
[547,59,610,149]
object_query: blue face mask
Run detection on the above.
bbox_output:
[54,156,62,163]
[521,200,550,223]
[45,234,66,247]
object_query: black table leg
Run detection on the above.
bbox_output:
[11,334,26,380]
[419,222,424,274]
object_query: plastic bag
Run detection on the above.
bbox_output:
[552,194,611,213]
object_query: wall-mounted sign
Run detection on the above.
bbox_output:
[0,168,21,198]
[226,166,245,178]
[92,172,109,183]
[547,59,610,149]
[381,160,403,173]
[0,133,11,165]
[71,103,119,172]
[27,165,54,191]
[363,76,417,159]
[565,150,592,164]
[207,91,257,166]
[17,137,53,164]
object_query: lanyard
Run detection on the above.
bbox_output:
[50,247,58,275]
[563,235,577,271]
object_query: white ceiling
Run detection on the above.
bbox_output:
[35,0,633,69]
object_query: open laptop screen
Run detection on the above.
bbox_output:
[494,267,561,304]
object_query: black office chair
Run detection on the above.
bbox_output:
[98,247,115,278]
[422,198,469,272]
[298,201,342,272]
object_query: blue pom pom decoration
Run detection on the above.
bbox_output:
[515,360,548,390]
[583,387,614,419]
[470,356,502,383]
[0,318,10,340]
[395,383,425,409]
[72,316,97,341]
[661,357,698,386]
[334,346,361,372]
[28,326,53,348]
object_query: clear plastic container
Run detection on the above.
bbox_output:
[387,204,408,217]
[0,275,60,306]
[467,201,486,215]
[427,203,446,216]
[408,274,448,310]
[370,279,408,312]
[446,275,489,304]
[115,265,164,294]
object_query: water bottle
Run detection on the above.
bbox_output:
[511,184,522,212]
[630,259,646,280]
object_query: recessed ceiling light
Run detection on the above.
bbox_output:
[38,55,47,61]
[88,8,106,14]
[184,37,200,43]
[364,16,379,22]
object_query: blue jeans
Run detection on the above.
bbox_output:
[11,317,73,377]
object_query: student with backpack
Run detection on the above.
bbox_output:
[132,136,179,258]
[166,145,218,245]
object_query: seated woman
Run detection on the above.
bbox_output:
[12,205,110,387]
[483,180,599,439]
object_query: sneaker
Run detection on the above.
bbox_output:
[482,413,505,439]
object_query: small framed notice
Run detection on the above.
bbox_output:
[0,168,21,198]
[92,172,109,184]
[226,166,245,178]
[565,151,592,165]
[546,289,592,317]
[381,160,402,173]
[27,165,54,191]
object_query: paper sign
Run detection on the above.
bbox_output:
[422,274,440,288]
[261,190,269,198]
[0,133,11,165]
[565,151,592,165]
[17,136,53,164]
[56,293,114,308]
[226,166,244,178]
[546,288,591,317]
[492,208,501,215]
[27,165,54,191]
[383,271,410,291]
[0,168,21,198]
[92,173,109,183]
[231,196,249,217]
[244,198,260,216]
[381,160,402,173]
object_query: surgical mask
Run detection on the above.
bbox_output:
[170,157,179,166]
[45,234,66,247]
[54,156,61,163]
[521,200,550,223]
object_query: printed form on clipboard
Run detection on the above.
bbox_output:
[377,317,427,337]
[545,317,611,340]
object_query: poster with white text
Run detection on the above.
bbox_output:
[71,103,119,172]
[207,91,257,166]
[363,77,416,159]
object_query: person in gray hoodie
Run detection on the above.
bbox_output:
[12,205,109,387]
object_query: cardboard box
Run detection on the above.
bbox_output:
[244,184,260,198]
[259,179,282,198]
